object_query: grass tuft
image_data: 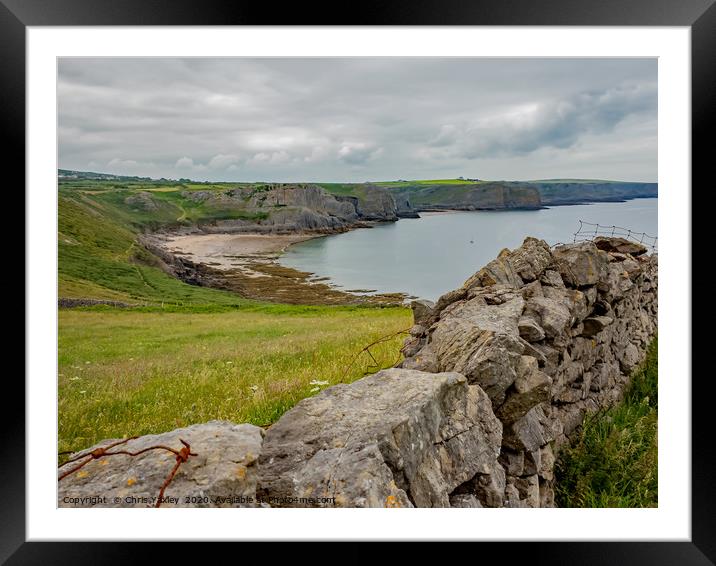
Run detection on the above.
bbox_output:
[555,337,658,507]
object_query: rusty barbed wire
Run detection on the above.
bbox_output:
[154,439,197,508]
[341,327,412,381]
[57,436,138,480]
[58,436,197,508]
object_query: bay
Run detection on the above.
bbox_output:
[279,198,658,301]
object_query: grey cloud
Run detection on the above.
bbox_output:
[433,82,657,159]
[337,142,383,166]
[58,58,657,182]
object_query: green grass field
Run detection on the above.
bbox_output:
[59,305,410,454]
[555,338,658,507]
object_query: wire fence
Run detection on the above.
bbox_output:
[574,220,657,251]
[552,220,657,252]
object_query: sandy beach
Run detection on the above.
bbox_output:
[163,233,318,271]
[148,230,406,305]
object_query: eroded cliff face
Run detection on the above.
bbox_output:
[59,236,657,508]
[526,181,658,205]
[394,182,543,211]
[183,183,396,234]
[173,182,542,235]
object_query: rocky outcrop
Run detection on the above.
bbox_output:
[394,194,420,218]
[60,236,657,508]
[58,422,264,507]
[124,191,158,211]
[353,184,399,221]
[180,183,398,234]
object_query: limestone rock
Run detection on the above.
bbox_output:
[497,356,552,424]
[463,251,524,290]
[410,299,435,326]
[425,296,526,404]
[474,465,507,507]
[450,494,483,508]
[593,236,648,256]
[538,444,556,481]
[518,315,545,342]
[58,421,264,508]
[257,368,502,508]
[509,237,553,282]
[524,296,571,339]
[582,315,614,337]
[504,482,524,508]
[502,407,546,453]
[540,269,566,288]
[509,475,541,508]
[520,280,544,299]
[552,242,608,287]
[618,342,642,373]
[498,449,525,476]
[523,449,541,476]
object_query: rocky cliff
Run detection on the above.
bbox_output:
[392,182,543,211]
[183,183,396,234]
[384,180,656,211]
[520,181,658,205]
[59,236,657,508]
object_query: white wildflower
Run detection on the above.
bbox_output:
[309,380,330,386]
[310,387,320,393]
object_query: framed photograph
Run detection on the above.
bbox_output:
[10,0,707,559]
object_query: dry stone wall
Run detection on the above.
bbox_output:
[400,236,657,507]
[58,236,657,508]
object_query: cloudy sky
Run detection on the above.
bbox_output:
[58,58,657,182]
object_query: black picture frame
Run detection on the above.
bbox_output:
[7,0,708,561]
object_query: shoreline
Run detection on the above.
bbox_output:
[147,229,410,306]
[148,196,657,305]
[160,232,323,271]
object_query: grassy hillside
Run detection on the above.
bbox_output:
[555,338,658,507]
[58,189,253,306]
[58,178,412,455]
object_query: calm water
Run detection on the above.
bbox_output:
[280,198,658,301]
